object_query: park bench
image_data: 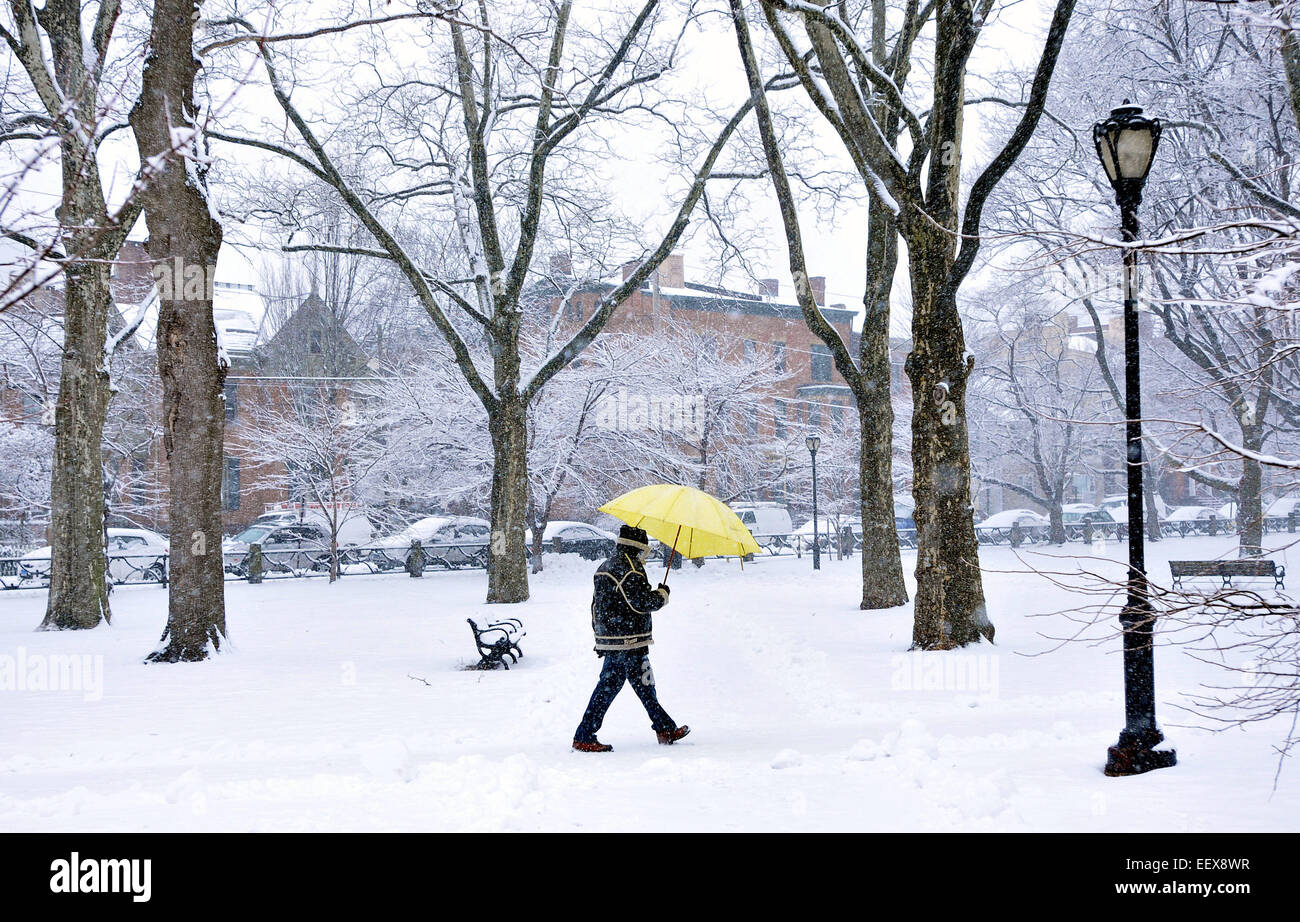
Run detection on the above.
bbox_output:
[1169,559,1286,591]
[466,617,526,669]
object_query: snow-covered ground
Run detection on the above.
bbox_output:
[1,535,1296,832]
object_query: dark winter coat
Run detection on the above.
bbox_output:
[591,550,669,654]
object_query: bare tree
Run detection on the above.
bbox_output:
[628,316,796,504]
[2,0,145,629]
[727,0,925,611]
[129,0,227,661]
[734,0,1078,646]
[211,2,763,602]
[967,284,1113,543]
[239,382,384,581]
[990,0,1300,555]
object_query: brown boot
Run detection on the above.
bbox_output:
[572,739,613,752]
[657,725,691,745]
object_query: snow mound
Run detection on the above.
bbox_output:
[881,719,939,761]
[847,739,883,761]
[770,748,802,769]
[359,738,415,782]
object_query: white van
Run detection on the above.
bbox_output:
[732,503,793,546]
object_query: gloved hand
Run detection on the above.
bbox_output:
[657,582,671,597]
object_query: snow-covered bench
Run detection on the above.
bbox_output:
[466,618,526,670]
[1169,559,1285,591]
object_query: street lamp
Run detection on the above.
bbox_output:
[806,433,821,571]
[1093,100,1176,776]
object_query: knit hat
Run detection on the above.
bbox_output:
[616,525,651,551]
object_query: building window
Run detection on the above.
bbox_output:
[743,339,756,362]
[774,399,786,439]
[224,382,238,421]
[808,404,821,429]
[20,390,42,423]
[222,456,241,511]
[310,329,323,354]
[831,403,844,432]
[811,344,832,382]
[773,341,786,373]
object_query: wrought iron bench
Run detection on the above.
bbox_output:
[1169,559,1286,591]
[466,617,526,669]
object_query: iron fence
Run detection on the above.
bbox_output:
[1,513,1296,591]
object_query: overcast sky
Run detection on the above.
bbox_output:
[2,0,1067,336]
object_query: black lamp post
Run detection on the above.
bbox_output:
[1093,100,1176,776]
[806,434,821,570]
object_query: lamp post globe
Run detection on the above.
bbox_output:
[1093,100,1175,777]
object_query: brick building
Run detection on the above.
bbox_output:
[550,254,861,436]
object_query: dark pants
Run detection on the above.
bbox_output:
[574,650,676,742]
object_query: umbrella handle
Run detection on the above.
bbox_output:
[662,524,682,587]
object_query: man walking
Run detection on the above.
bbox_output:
[573,525,690,752]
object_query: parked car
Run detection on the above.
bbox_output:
[368,515,491,570]
[975,509,1050,544]
[1060,504,1118,540]
[1163,505,1225,537]
[222,522,334,574]
[732,503,794,551]
[792,515,860,553]
[246,505,375,547]
[1266,495,1300,519]
[1100,493,1169,525]
[19,527,170,584]
[792,504,917,552]
[525,521,617,559]
[1062,503,1103,524]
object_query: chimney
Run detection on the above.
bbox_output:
[111,241,155,305]
[550,254,573,278]
[659,253,685,289]
[622,259,640,282]
[809,276,826,306]
[759,278,780,299]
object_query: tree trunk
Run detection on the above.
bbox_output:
[527,500,553,574]
[856,348,908,608]
[858,199,909,610]
[1143,468,1161,542]
[31,0,121,632]
[1048,504,1066,545]
[131,0,227,662]
[39,260,112,630]
[529,519,547,574]
[1238,426,1264,556]
[906,231,992,650]
[487,398,530,602]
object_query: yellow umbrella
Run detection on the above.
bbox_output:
[599,483,762,583]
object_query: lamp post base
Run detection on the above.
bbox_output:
[1104,728,1177,776]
